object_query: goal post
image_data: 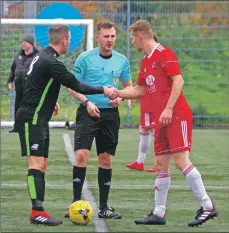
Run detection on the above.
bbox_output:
[0,18,94,128]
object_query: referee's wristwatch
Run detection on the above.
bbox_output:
[82,99,89,107]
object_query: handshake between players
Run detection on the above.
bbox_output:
[103,86,120,100]
[88,86,122,118]
[67,86,125,119]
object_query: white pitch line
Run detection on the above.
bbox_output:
[62,133,108,233]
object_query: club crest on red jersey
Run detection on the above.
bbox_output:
[152,62,158,69]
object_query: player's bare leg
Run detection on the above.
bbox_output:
[135,154,171,225]
[126,127,155,171]
[145,155,156,173]
[173,150,218,227]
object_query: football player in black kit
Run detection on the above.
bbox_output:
[14,25,115,226]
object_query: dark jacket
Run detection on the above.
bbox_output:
[7,47,39,89]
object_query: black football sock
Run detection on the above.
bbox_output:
[98,167,112,210]
[73,166,86,202]
[27,169,45,211]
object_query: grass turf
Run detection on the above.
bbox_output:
[1,128,229,232]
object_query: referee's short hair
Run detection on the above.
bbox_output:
[49,25,70,45]
[96,19,117,33]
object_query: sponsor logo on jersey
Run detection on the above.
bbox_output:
[146,75,155,86]
[146,75,156,93]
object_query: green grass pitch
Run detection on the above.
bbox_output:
[1,128,229,232]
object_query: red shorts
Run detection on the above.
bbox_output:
[154,119,192,155]
[140,112,155,129]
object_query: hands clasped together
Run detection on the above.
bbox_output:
[103,85,120,100]
[67,86,125,119]
[87,86,123,118]
[86,86,123,117]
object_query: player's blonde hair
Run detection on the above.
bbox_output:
[49,25,69,45]
[129,20,158,41]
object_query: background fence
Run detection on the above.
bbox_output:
[1,0,229,128]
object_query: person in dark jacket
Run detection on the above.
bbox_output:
[8,35,39,125]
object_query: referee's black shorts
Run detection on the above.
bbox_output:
[15,121,50,157]
[74,104,120,156]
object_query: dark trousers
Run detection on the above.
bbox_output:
[14,79,24,118]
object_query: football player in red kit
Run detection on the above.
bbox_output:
[108,20,218,227]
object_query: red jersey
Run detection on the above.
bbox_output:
[139,88,153,113]
[137,43,192,125]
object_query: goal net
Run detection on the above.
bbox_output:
[0,18,94,128]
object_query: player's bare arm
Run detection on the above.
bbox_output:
[108,80,133,107]
[114,84,146,100]
[159,74,184,125]
[67,88,100,118]
[53,103,60,116]
[67,88,87,102]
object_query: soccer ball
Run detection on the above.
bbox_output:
[69,200,93,225]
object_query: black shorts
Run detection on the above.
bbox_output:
[15,121,50,157]
[74,105,120,155]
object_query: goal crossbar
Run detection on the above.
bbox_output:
[1,18,94,50]
[1,18,93,25]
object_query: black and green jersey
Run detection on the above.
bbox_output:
[15,46,104,125]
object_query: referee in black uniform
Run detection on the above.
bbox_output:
[14,25,114,226]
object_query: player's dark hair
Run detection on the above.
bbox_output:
[129,20,158,42]
[49,25,69,45]
[96,20,117,33]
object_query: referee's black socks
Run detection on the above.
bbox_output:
[98,167,112,210]
[73,166,86,202]
[27,169,45,211]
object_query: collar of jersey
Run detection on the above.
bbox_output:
[100,53,112,59]
[147,43,160,58]
[47,45,60,57]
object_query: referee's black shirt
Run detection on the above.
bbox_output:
[16,46,104,125]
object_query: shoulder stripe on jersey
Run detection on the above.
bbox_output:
[32,78,54,125]
[157,44,165,52]
[161,61,179,68]
[158,44,165,50]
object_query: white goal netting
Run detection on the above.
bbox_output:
[1,19,94,128]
